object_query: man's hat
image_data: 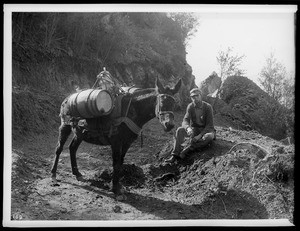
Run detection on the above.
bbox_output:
[190,88,202,97]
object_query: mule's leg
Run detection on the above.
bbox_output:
[111,142,123,196]
[120,142,132,165]
[110,141,133,200]
[69,136,84,181]
[51,124,72,183]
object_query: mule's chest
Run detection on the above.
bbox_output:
[81,128,111,145]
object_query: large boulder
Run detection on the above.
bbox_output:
[218,76,290,140]
[198,71,222,101]
[199,75,292,141]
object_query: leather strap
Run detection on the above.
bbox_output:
[113,117,142,135]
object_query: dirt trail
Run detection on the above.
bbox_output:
[10,112,294,224]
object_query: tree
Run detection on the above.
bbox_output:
[168,12,199,46]
[280,72,295,110]
[211,47,245,112]
[259,52,290,103]
[216,47,246,81]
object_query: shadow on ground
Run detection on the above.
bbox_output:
[67,179,268,220]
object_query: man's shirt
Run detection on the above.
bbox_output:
[182,100,215,136]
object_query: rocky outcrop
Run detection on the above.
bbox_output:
[198,71,221,101]
[200,75,292,141]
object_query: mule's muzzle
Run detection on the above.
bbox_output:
[163,121,175,132]
[159,112,175,132]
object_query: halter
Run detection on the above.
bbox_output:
[155,94,176,122]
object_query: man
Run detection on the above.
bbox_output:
[165,88,216,163]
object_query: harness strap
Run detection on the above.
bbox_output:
[125,97,132,117]
[108,94,141,136]
[113,117,142,135]
[155,94,175,118]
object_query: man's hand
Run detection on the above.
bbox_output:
[202,133,209,140]
[186,127,193,136]
[192,134,202,142]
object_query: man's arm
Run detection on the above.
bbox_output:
[199,103,214,138]
[181,104,192,129]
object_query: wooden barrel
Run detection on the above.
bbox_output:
[68,89,113,118]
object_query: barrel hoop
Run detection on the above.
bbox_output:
[71,93,81,117]
[103,90,114,115]
[87,90,98,116]
[91,91,100,115]
[85,89,97,117]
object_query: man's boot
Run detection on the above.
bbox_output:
[179,146,192,159]
[164,155,179,164]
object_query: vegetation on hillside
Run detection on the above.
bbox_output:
[259,52,295,110]
[12,12,198,89]
[216,47,246,81]
[12,12,198,135]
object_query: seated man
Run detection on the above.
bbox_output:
[165,88,216,163]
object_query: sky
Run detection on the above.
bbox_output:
[186,11,296,86]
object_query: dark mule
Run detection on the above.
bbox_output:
[51,78,181,199]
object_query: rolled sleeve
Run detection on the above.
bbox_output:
[182,104,192,129]
[200,104,215,136]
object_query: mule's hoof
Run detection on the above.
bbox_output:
[76,176,86,182]
[116,194,127,201]
[120,187,125,194]
[51,177,60,187]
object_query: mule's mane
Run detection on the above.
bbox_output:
[132,88,157,101]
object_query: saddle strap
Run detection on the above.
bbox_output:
[113,117,142,135]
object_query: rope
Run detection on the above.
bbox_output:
[92,78,100,89]
[227,142,270,156]
[124,97,132,117]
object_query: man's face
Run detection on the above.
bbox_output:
[191,94,202,103]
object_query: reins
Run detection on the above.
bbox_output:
[155,94,175,122]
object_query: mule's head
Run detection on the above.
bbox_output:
[155,77,182,132]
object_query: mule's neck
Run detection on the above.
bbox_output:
[130,89,157,128]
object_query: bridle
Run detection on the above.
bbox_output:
[155,94,176,123]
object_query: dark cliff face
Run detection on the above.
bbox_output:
[12,12,195,97]
[11,12,196,135]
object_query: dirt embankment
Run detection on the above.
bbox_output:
[200,75,293,142]
[10,110,294,223]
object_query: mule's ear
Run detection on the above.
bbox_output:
[155,76,164,93]
[171,78,182,95]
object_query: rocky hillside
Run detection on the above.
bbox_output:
[199,75,294,141]
[10,112,294,223]
[12,13,196,91]
[12,12,197,137]
[13,12,293,143]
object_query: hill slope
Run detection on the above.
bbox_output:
[11,111,294,223]
[201,75,293,141]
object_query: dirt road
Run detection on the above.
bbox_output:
[9,112,294,225]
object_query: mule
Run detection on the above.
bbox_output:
[50,77,181,199]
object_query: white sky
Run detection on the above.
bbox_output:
[186,11,296,86]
